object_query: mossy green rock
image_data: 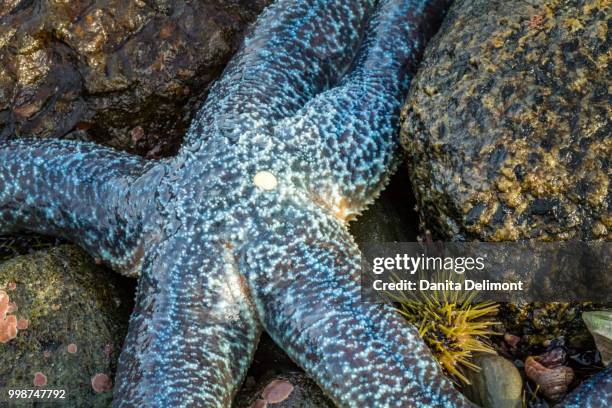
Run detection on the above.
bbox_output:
[401,0,610,241]
[583,310,612,366]
[0,245,133,407]
[463,354,523,408]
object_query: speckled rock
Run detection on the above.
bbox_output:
[499,302,598,351]
[0,245,134,407]
[463,353,523,408]
[401,0,610,241]
[0,0,271,157]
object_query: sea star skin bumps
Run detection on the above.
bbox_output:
[558,366,612,408]
[2,0,602,407]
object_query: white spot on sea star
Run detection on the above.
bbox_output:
[253,171,278,191]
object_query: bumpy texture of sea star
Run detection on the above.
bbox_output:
[0,0,609,407]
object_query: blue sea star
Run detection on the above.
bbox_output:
[0,0,609,406]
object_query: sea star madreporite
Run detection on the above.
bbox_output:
[0,0,609,407]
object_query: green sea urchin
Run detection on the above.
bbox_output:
[394,276,499,384]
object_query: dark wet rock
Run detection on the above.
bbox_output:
[234,334,333,408]
[0,0,271,157]
[0,245,134,407]
[350,171,420,243]
[463,353,523,408]
[0,234,63,261]
[499,302,598,351]
[236,371,334,408]
[400,0,610,241]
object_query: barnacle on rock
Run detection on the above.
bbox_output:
[394,275,500,384]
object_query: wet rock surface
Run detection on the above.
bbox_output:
[0,245,134,407]
[496,304,607,406]
[0,0,271,157]
[463,353,523,408]
[350,171,420,243]
[237,372,334,408]
[401,0,610,241]
[499,302,598,351]
[234,335,334,408]
[583,311,612,366]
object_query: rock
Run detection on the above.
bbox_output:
[0,245,134,407]
[234,334,333,408]
[237,371,334,408]
[499,302,597,351]
[463,353,523,408]
[583,311,612,366]
[349,171,420,243]
[400,0,610,241]
[0,0,272,157]
[0,234,63,261]
[504,333,521,349]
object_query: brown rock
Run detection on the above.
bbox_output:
[401,0,610,241]
[0,245,134,407]
[463,353,523,408]
[0,0,272,156]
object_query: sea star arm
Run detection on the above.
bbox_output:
[275,0,451,215]
[243,204,474,407]
[558,365,612,408]
[0,138,157,275]
[182,0,378,146]
[114,234,261,407]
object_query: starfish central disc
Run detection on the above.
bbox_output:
[253,171,278,191]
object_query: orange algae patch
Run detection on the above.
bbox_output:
[33,372,47,387]
[250,400,268,408]
[16,319,29,330]
[261,380,294,403]
[0,290,18,343]
[91,373,113,393]
[0,291,8,315]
